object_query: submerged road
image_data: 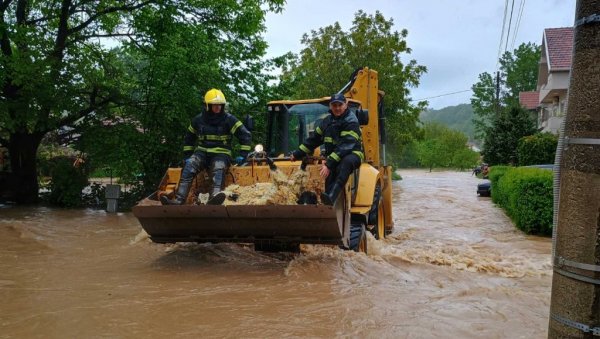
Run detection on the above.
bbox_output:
[0,169,552,338]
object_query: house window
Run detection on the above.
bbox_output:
[559,102,567,116]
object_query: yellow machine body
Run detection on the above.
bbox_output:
[133,67,394,250]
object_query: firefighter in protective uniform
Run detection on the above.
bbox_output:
[160,89,252,205]
[291,93,364,205]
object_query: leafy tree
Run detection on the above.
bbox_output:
[417,139,445,172]
[420,103,476,144]
[397,140,420,167]
[470,43,541,140]
[0,0,283,203]
[275,11,427,166]
[452,148,480,171]
[415,122,477,171]
[470,72,497,140]
[482,106,536,165]
[517,132,558,166]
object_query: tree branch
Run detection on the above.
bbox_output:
[15,0,27,24]
[66,31,139,47]
[0,16,12,57]
[67,0,155,36]
[57,97,114,128]
[47,0,71,62]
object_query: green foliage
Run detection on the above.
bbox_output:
[392,171,402,181]
[517,133,558,166]
[37,143,79,177]
[492,167,553,234]
[471,72,496,140]
[489,165,511,206]
[417,139,444,172]
[501,43,542,108]
[0,0,284,203]
[470,43,541,140]
[413,122,477,170]
[397,140,420,167]
[45,157,89,207]
[275,11,427,165]
[482,106,536,165]
[420,104,476,144]
[452,148,480,171]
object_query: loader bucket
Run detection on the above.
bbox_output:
[132,193,347,246]
[132,163,349,247]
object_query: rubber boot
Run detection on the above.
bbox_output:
[297,191,318,205]
[320,183,343,206]
[206,165,226,205]
[160,181,191,205]
[207,191,226,205]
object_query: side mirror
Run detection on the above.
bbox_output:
[244,114,254,131]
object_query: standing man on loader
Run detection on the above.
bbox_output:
[161,88,252,206]
[291,93,364,205]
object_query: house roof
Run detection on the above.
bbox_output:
[519,91,540,110]
[544,27,574,70]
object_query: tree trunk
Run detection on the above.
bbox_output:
[4,132,45,204]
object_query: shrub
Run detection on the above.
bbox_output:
[517,133,558,166]
[46,157,89,207]
[488,165,511,205]
[494,167,553,234]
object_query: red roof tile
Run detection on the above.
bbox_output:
[544,27,574,70]
[519,91,539,109]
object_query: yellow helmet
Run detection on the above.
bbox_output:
[204,88,226,108]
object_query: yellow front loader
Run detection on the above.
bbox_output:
[133,67,394,252]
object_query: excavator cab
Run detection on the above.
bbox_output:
[265,99,363,158]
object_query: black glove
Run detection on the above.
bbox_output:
[291,149,305,161]
[235,156,245,166]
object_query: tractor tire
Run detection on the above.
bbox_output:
[349,222,368,253]
[368,183,385,239]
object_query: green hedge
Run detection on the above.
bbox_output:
[488,166,510,205]
[492,167,553,235]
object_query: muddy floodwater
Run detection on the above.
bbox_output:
[0,170,552,338]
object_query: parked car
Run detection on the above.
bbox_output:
[476,164,554,197]
[477,180,491,197]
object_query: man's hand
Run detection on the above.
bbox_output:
[290,154,296,161]
[320,164,330,179]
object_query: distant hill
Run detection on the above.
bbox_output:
[420,103,477,143]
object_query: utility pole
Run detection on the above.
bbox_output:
[495,71,500,116]
[548,1,600,338]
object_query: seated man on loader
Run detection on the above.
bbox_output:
[291,93,364,205]
[161,88,252,205]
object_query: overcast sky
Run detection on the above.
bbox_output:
[263,0,576,109]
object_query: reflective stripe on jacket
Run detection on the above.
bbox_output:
[295,108,364,168]
[183,111,251,157]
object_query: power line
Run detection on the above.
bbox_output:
[504,0,516,53]
[510,0,526,50]
[496,0,510,68]
[410,87,495,102]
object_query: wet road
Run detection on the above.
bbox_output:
[0,170,552,338]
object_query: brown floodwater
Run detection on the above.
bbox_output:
[0,170,552,338]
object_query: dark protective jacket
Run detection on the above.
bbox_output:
[293,108,364,169]
[182,111,252,158]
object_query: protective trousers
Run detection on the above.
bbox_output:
[175,152,230,203]
[322,153,361,205]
